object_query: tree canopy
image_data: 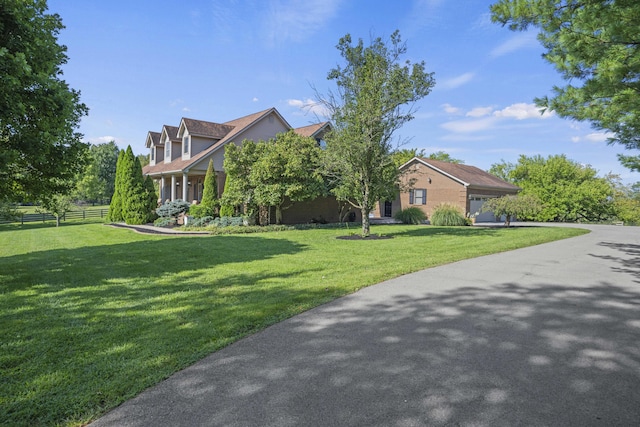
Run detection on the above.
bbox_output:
[318,30,435,236]
[250,131,325,224]
[0,0,88,202]
[75,141,119,204]
[480,194,542,227]
[490,0,640,170]
[508,154,613,222]
[222,132,325,224]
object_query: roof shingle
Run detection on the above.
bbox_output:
[413,157,520,190]
[182,118,235,139]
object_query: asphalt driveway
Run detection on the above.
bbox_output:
[91,224,640,427]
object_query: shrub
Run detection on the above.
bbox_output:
[200,159,219,217]
[188,216,215,227]
[188,203,210,219]
[213,216,244,227]
[430,203,468,226]
[156,199,190,218]
[394,207,427,224]
[219,205,235,217]
[153,217,176,227]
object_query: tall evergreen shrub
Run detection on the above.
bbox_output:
[219,174,236,217]
[122,149,151,225]
[106,149,125,222]
[200,159,218,216]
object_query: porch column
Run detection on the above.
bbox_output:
[171,175,176,201]
[182,173,188,201]
[160,176,166,203]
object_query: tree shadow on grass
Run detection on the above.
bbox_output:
[0,235,320,426]
[101,280,640,427]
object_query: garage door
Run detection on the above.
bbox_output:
[469,197,496,222]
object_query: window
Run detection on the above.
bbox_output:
[316,138,327,149]
[409,188,426,205]
[150,147,155,161]
[165,142,170,158]
[183,135,189,154]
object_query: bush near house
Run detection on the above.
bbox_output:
[394,207,427,224]
[154,199,190,227]
[430,203,468,226]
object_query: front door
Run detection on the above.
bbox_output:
[384,201,392,217]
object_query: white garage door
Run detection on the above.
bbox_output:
[469,197,496,222]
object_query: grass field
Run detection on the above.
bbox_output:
[0,222,589,426]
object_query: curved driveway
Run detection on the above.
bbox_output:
[91,224,640,426]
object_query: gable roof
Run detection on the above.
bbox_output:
[142,108,293,176]
[293,122,331,138]
[405,157,520,191]
[160,125,180,143]
[145,131,161,148]
[179,118,235,139]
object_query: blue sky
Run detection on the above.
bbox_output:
[48,0,638,183]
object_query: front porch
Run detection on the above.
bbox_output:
[155,173,215,204]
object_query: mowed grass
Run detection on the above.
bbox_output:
[0,222,589,426]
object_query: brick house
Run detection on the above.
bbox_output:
[373,157,520,222]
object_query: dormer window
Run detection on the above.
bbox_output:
[183,135,190,154]
[317,138,327,149]
[165,142,170,158]
[151,147,155,161]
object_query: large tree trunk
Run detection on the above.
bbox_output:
[275,205,283,225]
[360,207,370,237]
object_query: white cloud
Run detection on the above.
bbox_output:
[466,106,494,117]
[490,31,539,58]
[492,103,554,120]
[266,0,341,46]
[182,107,191,112]
[419,145,467,154]
[405,0,445,33]
[441,103,461,114]
[471,12,494,31]
[287,98,329,117]
[441,116,498,133]
[440,103,555,136]
[88,136,120,144]
[252,97,259,102]
[585,132,612,143]
[440,72,475,90]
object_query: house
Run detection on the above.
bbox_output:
[373,157,520,222]
[142,107,354,224]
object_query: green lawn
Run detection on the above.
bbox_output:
[0,222,588,426]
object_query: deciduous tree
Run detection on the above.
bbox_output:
[75,141,119,204]
[318,30,435,236]
[480,194,542,227]
[250,131,325,224]
[491,0,640,170]
[221,140,260,219]
[510,154,613,222]
[38,194,74,227]
[0,0,88,202]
